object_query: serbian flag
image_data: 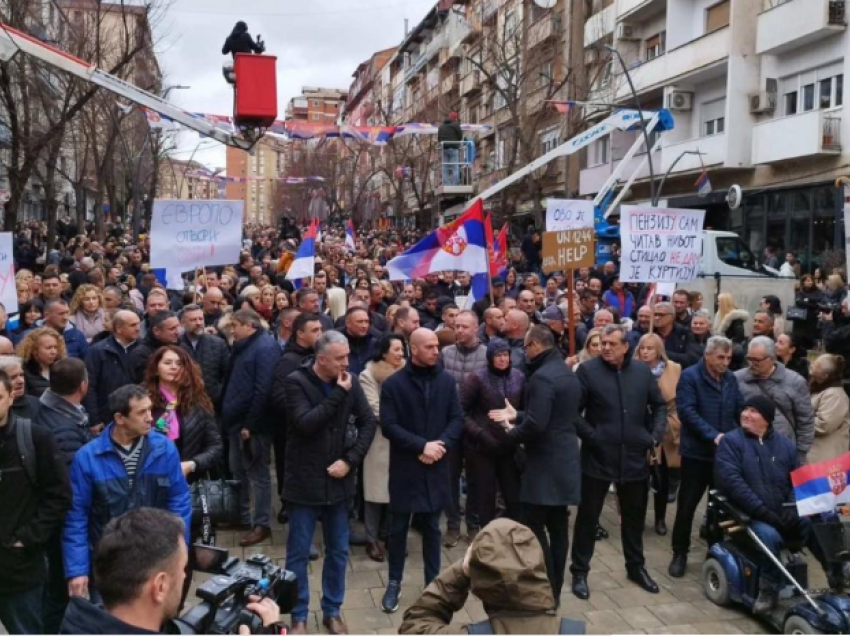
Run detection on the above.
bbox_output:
[387,199,488,281]
[492,225,508,276]
[286,220,317,284]
[792,451,850,516]
[695,170,712,197]
[548,101,575,115]
[345,219,356,252]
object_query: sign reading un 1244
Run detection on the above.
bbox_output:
[542,229,595,273]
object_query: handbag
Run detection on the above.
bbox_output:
[786,306,808,322]
[190,476,242,529]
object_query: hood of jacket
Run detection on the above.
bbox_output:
[40,389,88,428]
[468,518,555,613]
[364,359,402,385]
[60,596,157,634]
[716,308,749,335]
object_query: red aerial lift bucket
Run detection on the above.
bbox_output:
[234,53,277,128]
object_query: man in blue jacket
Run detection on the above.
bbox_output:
[221,309,281,548]
[715,396,836,613]
[63,384,191,603]
[669,336,744,578]
[43,299,88,360]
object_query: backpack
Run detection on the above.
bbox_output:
[15,417,39,488]
[467,618,585,635]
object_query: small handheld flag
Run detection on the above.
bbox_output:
[695,170,712,197]
[792,451,850,516]
[286,220,317,284]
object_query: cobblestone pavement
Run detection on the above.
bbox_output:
[191,494,830,635]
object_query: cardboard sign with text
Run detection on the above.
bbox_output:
[542,229,596,273]
[620,206,705,283]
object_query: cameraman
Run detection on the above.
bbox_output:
[821,299,850,378]
[60,508,281,635]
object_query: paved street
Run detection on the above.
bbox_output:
[194,493,827,635]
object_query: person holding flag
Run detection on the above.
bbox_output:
[345,219,357,253]
[286,220,318,289]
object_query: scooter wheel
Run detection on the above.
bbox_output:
[784,616,819,634]
[702,558,730,606]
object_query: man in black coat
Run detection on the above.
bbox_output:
[490,325,582,600]
[129,311,180,383]
[271,313,324,523]
[653,302,701,368]
[281,332,376,634]
[0,370,71,635]
[221,20,264,57]
[379,329,464,613]
[179,305,229,410]
[34,358,91,633]
[338,307,376,376]
[570,324,667,599]
[83,310,140,428]
[296,287,334,332]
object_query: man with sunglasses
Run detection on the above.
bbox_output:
[735,336,814,465]
[651,302,701,368]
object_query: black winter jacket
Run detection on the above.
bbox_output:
[60,597,156,634]
[84,336,139,424]
[221,330,281,434]
[129,332,171,383]
[24,366,50,398]
[661,323,701,368]
[509,348,583,506]
[34,390,91,467]
[576,355,667,483]
[281,362,376,506]
[179,333,230,409]
[462,366,525,455]
[437,118,463,143]
[271,341,313,420]
[380,362,464,513]
[715,425,799,524]
[152,404,223,482]
[340,329,377,376]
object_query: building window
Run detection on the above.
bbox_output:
[702,98,726,136]
[540,128,560,155]
[645,32,665,61]
[539,62,554,89]
[803,83,815,111]
[600,59,614,87]
[312,113,320,121]
[588,137,609,167]
[706,0,730,34]
[312,100,320,108]
[784,91,798,116]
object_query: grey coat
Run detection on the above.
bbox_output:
[735,362,815,462]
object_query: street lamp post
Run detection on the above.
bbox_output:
[604,44,657,205]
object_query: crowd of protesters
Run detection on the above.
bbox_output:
[2,217,850,633]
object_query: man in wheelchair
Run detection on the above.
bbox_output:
[714,396,842,613]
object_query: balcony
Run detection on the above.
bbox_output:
[661,133,728,175]
[584,3,615,47]
[614,26,729,100]
[756,0,846,55]
[460,70,483,96]
[528,14,559,49]
[752,110,842,164]
[441,73,458,93]
[616,0,663,21]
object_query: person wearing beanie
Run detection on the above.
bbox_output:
[460,338,526,528]
[715,394,842,613]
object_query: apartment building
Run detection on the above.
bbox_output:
[285,87,348,123]
[157,159,222,201]
[579,0,849,272]
[225,136,290,224]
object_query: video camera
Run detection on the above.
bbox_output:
[167,545,297,635]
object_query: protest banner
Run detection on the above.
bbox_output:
[542,229,595,273]
[546,199,595,232]
[0,233,17,314]
[620,206,705,283]
[150,200,244,281]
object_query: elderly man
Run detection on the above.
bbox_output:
[43,300,89,359]
[668,336,743,578]
[517,290,543,325]
[715,396,839,613]
[570,324,667,599]
[735,336,813,464]
[0,355,41,419]
[651,302,701,368]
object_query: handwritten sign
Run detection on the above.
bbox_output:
[620,206,705,283]
[150,200,244,275]
[542,229,595,273]
[0,233,16,314]
[546,199,595,232]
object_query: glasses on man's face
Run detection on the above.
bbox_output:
[746,356,769,364]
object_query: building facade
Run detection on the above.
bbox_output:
[225,136,290,224]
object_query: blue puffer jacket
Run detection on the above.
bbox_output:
[714,425,799,520]
[63,425,191,579]
[676,359,744,461]
[62,324,89,360]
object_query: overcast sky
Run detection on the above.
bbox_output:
[155,0,435,170]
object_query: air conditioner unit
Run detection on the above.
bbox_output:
[668,90,693,111]
[617,23,638,40]
[749,92,776,113]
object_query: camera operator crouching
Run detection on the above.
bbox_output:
[60,508,286,635]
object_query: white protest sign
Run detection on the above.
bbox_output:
[546,199,595,231]
[620,206,705,283]
[0,233,17,314]
[150,200,244,275]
